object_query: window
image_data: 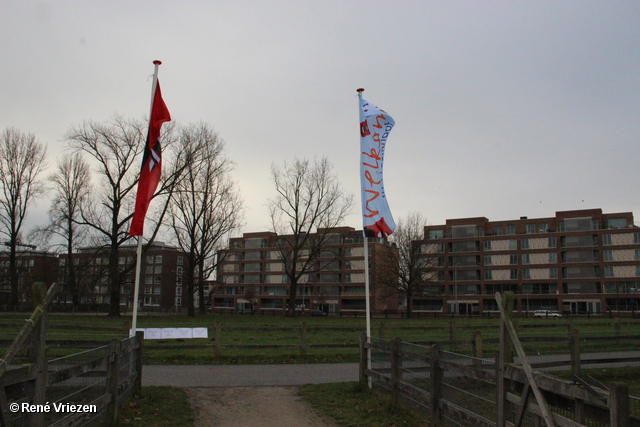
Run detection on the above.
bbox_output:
[155,255,162,264]
[538,223,548,233]
[548,237,557,248]
[522,254,530,264]
[562,235,597,247]
[493,226,503,236]
[154,265,162,274]
[484,255,492,265]
[154,276,162,284]
[244,251,261,260]
[243,275,261,284]
[526,224,536,234]
[608,218,627,229]
[451,241,478,252]
[451,225,479,238]
[522,269,531,279]
[510,255,518,265]
[505,225,515,235]
[177,256,183,266]
[319,273,339,283]
[176,286,182,296]
[521,239,530,249]
[429,229,444,239]
[510,269,518,280]
[245,238,265,249]
[153,286,161,294]
[560,218,597,232]
[243,263,261,272]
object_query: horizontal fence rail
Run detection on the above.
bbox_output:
[363,336,640,426]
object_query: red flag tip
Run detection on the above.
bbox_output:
[153,60,162,65]
[356,88,365,93]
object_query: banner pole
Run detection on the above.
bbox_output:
[130,60,162,337]
[364,235,372,388]
[358,87,373,387]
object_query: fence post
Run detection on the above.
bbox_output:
[214,321,221,358]
[359,334,367,388]
[390,337,402,406]
[25,282,48,427]
[609,382,630,427]
[106,339,122,424]
[429,344,442,427]
[300,321,307,356]
[135,331,144,394]
[449,320,456,352]
[472,331,483,369]
[497,292,515,427]
[569,328,580,377]
[378,321,385,338]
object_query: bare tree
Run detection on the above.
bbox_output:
[378,212,440,318]
[0,128,48,310]
[65,115,185,316]
[170,123,243,316]
[44,153,92,309]
[268,157,353,316]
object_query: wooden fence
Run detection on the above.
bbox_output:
[361,292,639,427]
[0,283,142,427]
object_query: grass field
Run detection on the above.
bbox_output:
[1,312,639,364]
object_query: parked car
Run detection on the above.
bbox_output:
[309,310,328,317]
[533,309,562,318]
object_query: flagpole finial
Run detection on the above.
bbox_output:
[153,60,162,65]
[356,88,364,93]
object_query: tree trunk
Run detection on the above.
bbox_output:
[198,259,206,315]
[287,281,298,316]
[108,242,120,317]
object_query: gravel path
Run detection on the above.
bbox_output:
[142,363,357,426]
[185,387,337,427]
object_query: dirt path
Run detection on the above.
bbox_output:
[185,387,337,427]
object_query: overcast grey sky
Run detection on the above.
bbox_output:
[2,1,640,236]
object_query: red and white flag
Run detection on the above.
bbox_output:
[358,93,396,238]
[129,80,171,236]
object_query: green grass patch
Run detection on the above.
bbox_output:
[300,382,428,427]
[117,386,194,426]
[1,313,639,365]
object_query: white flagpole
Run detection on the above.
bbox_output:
[130,60,162,338]
[358,88,372,387]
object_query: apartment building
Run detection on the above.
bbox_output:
[420,209,640,316]
[214,227,397,314]
[57,241,187,312]
[0,250,59,309]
